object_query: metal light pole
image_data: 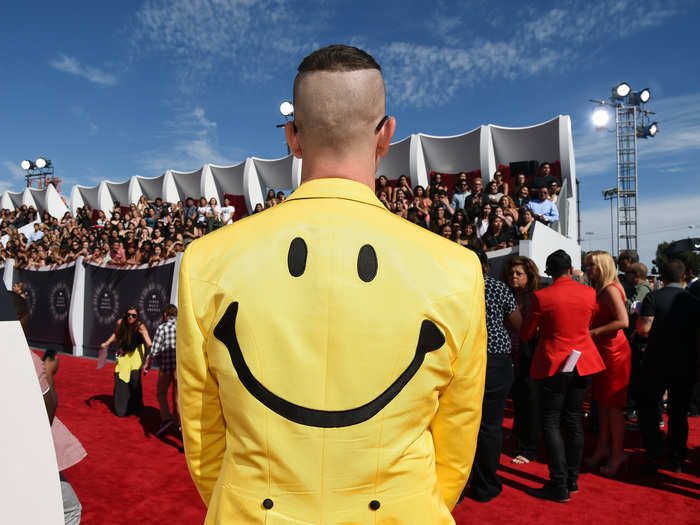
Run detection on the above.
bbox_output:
[576,178,581,246]
[590,83,658,256]
[602,187,618,256]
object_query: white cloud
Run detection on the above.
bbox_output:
[50,55,117,86]
[139,107,242,173]
[379,0,678,107]
[132,0,315,82]
[1,163,24,196]
[192,107,216,131]
[581,193,700,267]
[428,12,464,46]
[572,126,616,177]
[3,161,25,180]
[637,92,700,158]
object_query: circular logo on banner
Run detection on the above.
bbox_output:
[49,282,71,322]
[137,282,168,333]
[93,283,120,326]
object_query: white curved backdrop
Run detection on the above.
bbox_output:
[2,115,578,240]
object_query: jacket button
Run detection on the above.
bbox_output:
[262,498,274,510]
[369,500,380,511]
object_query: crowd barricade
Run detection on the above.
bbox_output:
[13,261,76,350]
[4,254,183,356]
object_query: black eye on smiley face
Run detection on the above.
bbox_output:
[212,236,445,428]
[287,237,378,282]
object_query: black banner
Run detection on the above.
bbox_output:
[13,264,75,351]
[83,262,175,356]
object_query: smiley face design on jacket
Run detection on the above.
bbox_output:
[213,237,446,428]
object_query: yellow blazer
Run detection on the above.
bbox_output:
[177,178,486,524]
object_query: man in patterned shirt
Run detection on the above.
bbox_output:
[145,304,178,435]
[463,247,521,502]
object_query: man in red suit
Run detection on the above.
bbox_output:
[521,250,605,502]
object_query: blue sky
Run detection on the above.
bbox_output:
[1,0,699,267]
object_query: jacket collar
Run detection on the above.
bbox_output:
[286,177,385,210]
[552,275,573,285]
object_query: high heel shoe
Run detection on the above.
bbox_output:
[599,455,629,478]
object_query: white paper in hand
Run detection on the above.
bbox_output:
[97,347,107,370]
[562,350,582,373]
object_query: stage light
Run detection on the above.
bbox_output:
[629,88,652,106]
[279,101,294,117]
[20,160,33,170]
[637,122,658,138]
[35,157,49,168]
[592,107,610,128]
[612,82,631,99]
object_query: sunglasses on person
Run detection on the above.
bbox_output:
[293,115,389,133]
[126,313,138,319]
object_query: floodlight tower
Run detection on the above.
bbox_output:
[20,157,59,190]
[590,84,657,256]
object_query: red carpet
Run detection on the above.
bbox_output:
[46,352,698,524]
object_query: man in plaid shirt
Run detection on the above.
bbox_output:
[145,304,178,436]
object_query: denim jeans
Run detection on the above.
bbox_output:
[538,370,591,489]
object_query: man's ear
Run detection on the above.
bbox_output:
[376,116,396,158]
[285,121,302,159]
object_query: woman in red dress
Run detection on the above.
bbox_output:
[584,250,631,476]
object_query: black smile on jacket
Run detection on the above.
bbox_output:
[213,301,445,428]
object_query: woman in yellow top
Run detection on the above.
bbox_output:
[101,306,152,417]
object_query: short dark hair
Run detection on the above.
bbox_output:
[163,304,178,317]
[618,250,639,265]
[628,262,648,279]
[660,259,685,283]
[297,44,381,73]
[545,249,572,278]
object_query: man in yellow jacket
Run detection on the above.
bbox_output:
[177,44,486,524]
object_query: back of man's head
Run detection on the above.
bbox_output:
[661,259,685,283]
[618,250,639,270]
[545,249,572,279]
[629,262,648,281]
[293,45,386,155]
[163,304,178,318]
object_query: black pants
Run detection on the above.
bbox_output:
[539,370,591,490]
[114,370,143,417]
[512,355,541,460]
[468,353,514,501]
[637,372,694,463]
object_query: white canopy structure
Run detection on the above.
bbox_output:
[2,115,578,243]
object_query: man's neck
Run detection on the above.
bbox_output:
[299,154,377,191]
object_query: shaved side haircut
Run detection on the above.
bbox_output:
[293,45,386,152]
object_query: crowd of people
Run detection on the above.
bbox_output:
[462,247,700,504]
[374,166,561,251]
[0,165,561,269]
[0,194,238,269]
